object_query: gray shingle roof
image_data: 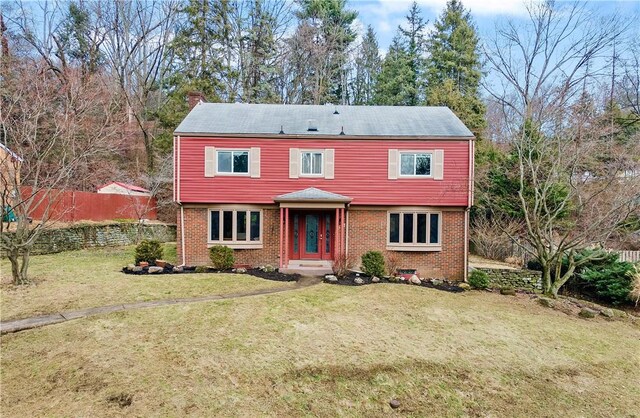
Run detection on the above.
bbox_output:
[274,187,352,202]
[175,103,474,138]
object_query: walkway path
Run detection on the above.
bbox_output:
[1,276,322,335]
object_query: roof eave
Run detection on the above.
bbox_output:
[173,132,475,141]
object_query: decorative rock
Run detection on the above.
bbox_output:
[500,287,516,296]
[430,278,444,286]
[579,308,598,318]
[148,266,163,274]
[126,264,135,271]
[155,260,167,268]
[600,309,614,318]
[325,275,338,283]
[371,276,381,283]
[410,275,421,285]
[538,297,555,308]
[458,283,471,291]
[389,399,401,409]
[611,309,627,318]
[354,277,365,285]
[388,276,400,283]
[235,268,247,274]
[139,261,149,268]
[263,264,275,273]
[172,266,184,273]
[132,266,143,272]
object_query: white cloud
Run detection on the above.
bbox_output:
[371,0,529,17]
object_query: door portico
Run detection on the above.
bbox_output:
[274,188,351,270]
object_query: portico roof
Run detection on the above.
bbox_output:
[274,187,352,203]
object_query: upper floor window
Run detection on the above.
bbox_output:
[301,151,323,176]
[289,148,334,179]
[217,150,248,174]
[204,146,260,178]
[400,152,431,176]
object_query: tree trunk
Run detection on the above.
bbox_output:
[541,265,552,296]
[7,249,28,285]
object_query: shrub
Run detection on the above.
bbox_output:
[361,251,385,278]
[579,260,635,305]
[332,252,356,278]
[468,270,490,289]
[135,240,163,265]
[194,265,209,273]
[384,251,401,277]
[630,265,640,307]
[209,245,234,270]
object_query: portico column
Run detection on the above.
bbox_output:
[284,207,289,267]
[279,207,284,269]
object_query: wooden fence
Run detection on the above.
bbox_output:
[19,187,157,222]
[615,250,640,263]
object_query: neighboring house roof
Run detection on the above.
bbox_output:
[98,182,150,193]
[274,187,352,203]
[175,103,474,138]
[0,143,23,162]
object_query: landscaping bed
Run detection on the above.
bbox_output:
[324,271,465,293]
[122,264,300,282]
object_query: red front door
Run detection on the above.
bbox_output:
[290,212,333,260]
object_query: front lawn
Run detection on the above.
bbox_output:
[1,282,639,416]
[0,245,295,321]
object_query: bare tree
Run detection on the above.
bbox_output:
[483,1,639,297]
[0,58,122,284]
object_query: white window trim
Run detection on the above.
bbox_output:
[216,149,251,176]
[398,151,433,178]
[299,150,324,177]
[386,210,442,251]
[208,208,263,249]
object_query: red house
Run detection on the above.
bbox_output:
[174,103,474,280]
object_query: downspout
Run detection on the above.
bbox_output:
[176,135,186,267]
[180,205,186,266]
[464,139,475,282]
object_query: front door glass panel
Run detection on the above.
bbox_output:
[305,214,319,253]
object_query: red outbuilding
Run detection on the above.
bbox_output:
[174,101,474,279]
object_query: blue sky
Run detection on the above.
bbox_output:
[348,0,640,51]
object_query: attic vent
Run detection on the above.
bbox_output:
[307,119,318,131]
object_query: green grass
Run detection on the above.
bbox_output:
[0,244,294,321]
[1,280,639,417]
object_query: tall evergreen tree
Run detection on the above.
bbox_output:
[426,0,485,138]
[158,0,226,131]
[398,1,428,105]
[373,35,414,105]
[289,0,357,104]
[351,25,381,105]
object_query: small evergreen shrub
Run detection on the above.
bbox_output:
[579,261,635,305]
[468,270,490,289]
[135,240,163,265]
[209,245,234,270]
[194,265,209,273]
[361,251,385,278]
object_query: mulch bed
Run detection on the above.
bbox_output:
[326,272,464,293]
[121,265,300,282]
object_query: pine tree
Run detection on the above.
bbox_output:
[290,0,357,104]
[158,0,225,132]
[352,25,381,105]
[373,35,414,105]
[398,1,428,105]
[426,0,485,137]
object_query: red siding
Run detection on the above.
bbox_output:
[177,137,471,206]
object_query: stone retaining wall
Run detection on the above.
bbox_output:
[1,223,176,256]
[477,268,543,291]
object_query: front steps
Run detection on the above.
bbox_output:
[280,260,333,276]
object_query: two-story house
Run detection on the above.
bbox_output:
[174,102,474,280]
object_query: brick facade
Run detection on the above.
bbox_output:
[177,205,467,280]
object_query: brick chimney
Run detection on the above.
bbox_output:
[187,91,206,110]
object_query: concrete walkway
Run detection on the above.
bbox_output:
[1,276,322,335]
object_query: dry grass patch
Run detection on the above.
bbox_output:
[0,245,294,320]
[2,285,639,417]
